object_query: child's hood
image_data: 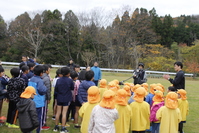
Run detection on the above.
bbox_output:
[17,98,32,113]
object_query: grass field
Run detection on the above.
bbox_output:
[0,70,198,133]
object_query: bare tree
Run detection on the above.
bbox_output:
[23,27,47,57]
[81,50,96,66]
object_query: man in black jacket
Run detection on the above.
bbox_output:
[133,63,147,85]
[163,61,185,90]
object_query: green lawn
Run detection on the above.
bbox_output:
[0,70,198,133]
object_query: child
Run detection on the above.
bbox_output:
[128,84,141,104]
[53,67,74,133]
[114,89,131,133]
[20,65,29,87]
[74,64,81,75]
[88,90,118,133]
[122,85,131,101]
[17,86,39,133]
[107,81,118,93]
[73,70,86,128]
[52,68,62,120]
[28,65,47,133]
[177,89,189,133]
[0,66,9,122]
[168,86,176,92]
[78,70,95,105]
[130,87,150,133]
[41,64,52,130]
[79,86,100,133]
[6,68,26,128]
[156,92,182,133]
[99,79,108,100]
[66,71,78,124]
[145,83,156,106]
[27,62,36,79]
[150,90,164,133]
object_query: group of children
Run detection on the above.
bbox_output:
[0,60,52,133]
[0,61,189,133]
[76,79,189,133]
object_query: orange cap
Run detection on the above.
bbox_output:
[154,86,164,93]
[20,86,36,98]
[133,87,147,103]
[124,83,134,91]
[132,84,141,92]
[149,84,156,94]
[115,89,128,106]
[165,92,178,109]
[142,83,149,92]
[156,83,165,92]
[99,79,107,88]
[113,79,119,85]
[123,85,131,96]
[87,86,100,104]
[108,82,118,93]
[153,90,164,102]
[177,89,187,100]
[99,90,116,109]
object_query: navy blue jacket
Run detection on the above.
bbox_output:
[78,80,95,104]
[55,76,74,103]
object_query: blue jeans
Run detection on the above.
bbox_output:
[152,122,160,133]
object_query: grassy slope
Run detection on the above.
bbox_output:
[0,71,198,133]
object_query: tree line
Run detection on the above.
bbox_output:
[0,7,199,74]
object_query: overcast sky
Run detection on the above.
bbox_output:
[0,0,199,22]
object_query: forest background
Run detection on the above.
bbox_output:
[0,7,199,76]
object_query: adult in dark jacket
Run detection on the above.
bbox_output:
[163,61,185,90]
[17,86,39,133]
[78,70,95,105]
[67,59,75,71]
[133,63,147,85]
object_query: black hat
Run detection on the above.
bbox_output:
[138,63,144,68]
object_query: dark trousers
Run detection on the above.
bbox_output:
[132,131,145,133]
[179,122,184,133]
[36,107,44,133]
[93,80,98,86]
[66,101,75,121]
[6,101,17,124]
[152,122,160,133]
[42,100,48,126]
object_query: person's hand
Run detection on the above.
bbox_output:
[163,74,170,80]
[47,100,50,104]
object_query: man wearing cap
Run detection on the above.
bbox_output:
[133,63,147,85]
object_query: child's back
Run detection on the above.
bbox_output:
[79,86,100,133]
[88,90,118,133]
[156,92,182,133]
[156,106,181,133]
[114,89,131,133]
[78,70,95,104]
[17,86,39,132]
[79,102,98,133]
[55,76,74,103]
[130,87,150,132]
